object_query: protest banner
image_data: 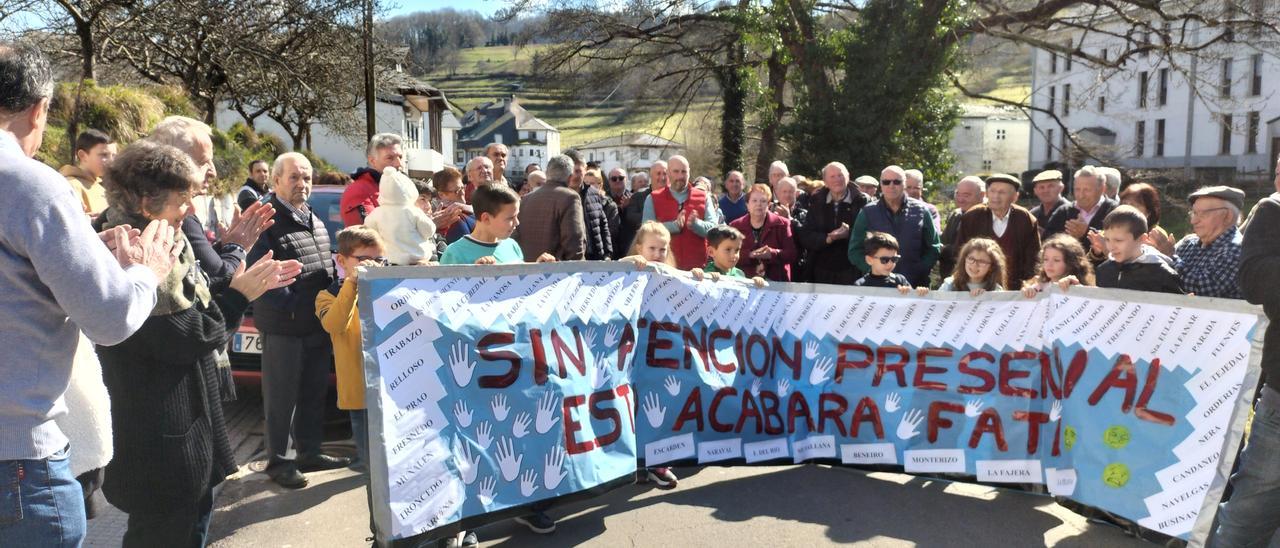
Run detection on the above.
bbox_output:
[356,263,1266,546]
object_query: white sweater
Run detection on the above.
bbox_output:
[54,333,114,476]
[364,168,437,265]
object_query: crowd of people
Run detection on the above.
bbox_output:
[4,40,1280,548]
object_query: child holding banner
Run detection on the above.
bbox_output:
[1021,234,1093,297]
[691,225,768,287]
[933,237,1007,296]
[854,231,915,293]
[620,220,678,270]
[1094,206,1185,295]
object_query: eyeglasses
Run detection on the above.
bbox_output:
[353,255,389,266]
[1189,207,1228,219]
[881,179,903,186]
[876,255,902,265]
[609,176,626,182]
[965,256,993,266]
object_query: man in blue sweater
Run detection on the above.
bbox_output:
[0,42,178,546]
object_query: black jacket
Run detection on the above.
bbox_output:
[237,178,268,211]
[247,196,335,335]
[98,288,249,514]
[182,215,245,292]
[794,187,868,285]
[580,186,614,260]
[1095,251,1185,294]
[1241,194,1280,383]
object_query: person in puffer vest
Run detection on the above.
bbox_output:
[363,167,437,265]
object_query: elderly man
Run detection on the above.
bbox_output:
[0,43,179,546]
[954,173,1041,285]
[149,116,273,291]
[938,175,986,277]
[607,167,631,208]
[238,159,271,210]
[796,162,869,284]
[486,142,512,189]
[341,133,403,226]
[606,167,634,252]
[643,155,718,269]
[904,169,941,231]
[1099,166,1122,201]
[522,170,546,195]
[849,165,941,287]
[768,160,789,187]
[1172,186,1245,299]
[564,149,615,260]
[1214,182,1280,544]
[513,155,586,262]
[249,152,349,489]
[1029,170,1071,238]
[719,170,749,223]
[771,176,809,280]
[464,155,495,204]
[1057,165,1118,260]
[853,174,879,199]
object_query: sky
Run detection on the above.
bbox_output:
[387,0,504,17]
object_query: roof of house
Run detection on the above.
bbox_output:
[457,96,558,150]
[377,69,454,112]
[576,133,684,150]
[959,103,1029,121]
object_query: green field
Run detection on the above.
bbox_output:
[423,45,719,147]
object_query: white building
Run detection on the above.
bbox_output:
[949,104,1030,176]
[215,70,459,178]
[574,133,685,174]
[1028,5,1279,183]
[455,96,560,181]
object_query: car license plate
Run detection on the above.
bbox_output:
[233,332,262,354]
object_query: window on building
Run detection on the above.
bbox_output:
[640,148,650,160]
[613,151,621,160]
[1252,54,1263,96]
[1063,84,1071,116]
[1138,71,1149,107]
[1156,119,1166,157]
[1221,58,1233,98]
[1050,50,1057,74]
[1099,95,1107,113]
[1221,114,1233,155]
[996,128,1007,140]
[1135,121,1146,157]
[1224,2,1238,42]
[1048,86,1056,113]
[1248,111,1260,153]
[1140,27,1152,57]
[1158,68,1169,106]
[1047,129,1055,161]
[982,159,993,171]
[1063,41,1073,71]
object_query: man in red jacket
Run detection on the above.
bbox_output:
[340,133,404,226]
[642,155,717,270]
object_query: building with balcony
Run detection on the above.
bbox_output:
[455,96,560,181]
[574,133,684,174]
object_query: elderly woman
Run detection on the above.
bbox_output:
[1119,182,1174,256]
[95,141,298,546]
[731,183,798,281]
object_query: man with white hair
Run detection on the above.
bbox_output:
[849,165,941,287]
[148,115,274,290]
[1173,186,1245,299]
[904,169,941,231]
[768,160,789,187]
[522,170,546,195]
[1099,166,1122,201]
[249,152,349,489]
[939,175,985,277]
[464,155,494,203]
[643,155,718,269]
[1062,165,1118,258]
[486,143,511,189]
[341,132,403,226]
[796,161,869,284]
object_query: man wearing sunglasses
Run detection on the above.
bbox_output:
[953,173,1041,286]
[848,165,941,287]
[607,167,635,256]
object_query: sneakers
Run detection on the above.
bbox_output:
[297,453,352,472]
[645,467,679,489]
[514,512,557,534]
[268,466,308,489]
[461,531,478,547]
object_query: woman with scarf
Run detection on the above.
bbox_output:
[94,141,301,547]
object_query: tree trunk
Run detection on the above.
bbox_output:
[75,19,95,81]
[717,42,747,177]
[754,50,788,182]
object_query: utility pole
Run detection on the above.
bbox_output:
[363,0,376,141]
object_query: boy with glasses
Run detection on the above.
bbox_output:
[855,232,914,293]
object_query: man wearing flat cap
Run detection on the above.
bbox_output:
[953,173,1042,285]
[1029,169,1071,238]
[1173,185,1245,298]
[854,175,879,199]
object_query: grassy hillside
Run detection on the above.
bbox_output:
[423,45,719,148]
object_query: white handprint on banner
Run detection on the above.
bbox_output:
[664,376,681,396]
[495,437,522,481]
[804,340,820,360]
[520,469,540,497]
[1050,400,1063,422]
[536,392,561,434]
[491,395,510,422]
[751,378,762,397]
[965,399,984,418]
[643,392,666,429]
[453,400,473,428]
[777,378,791,397]
[896,409,924,440]
[591,352,612,390]
[477,476,497,506]
[449,341,475,388]
[543,448,568,490]
[604,324,622,347]
[884,392,901,413]
[512,413,532,438]
[456,442,480,485]
[476,421,492,450]
[809,357,834,385]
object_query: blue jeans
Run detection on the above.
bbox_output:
[1211,385,1280,547]
[351,409,369,469]
[0,445,86,548]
